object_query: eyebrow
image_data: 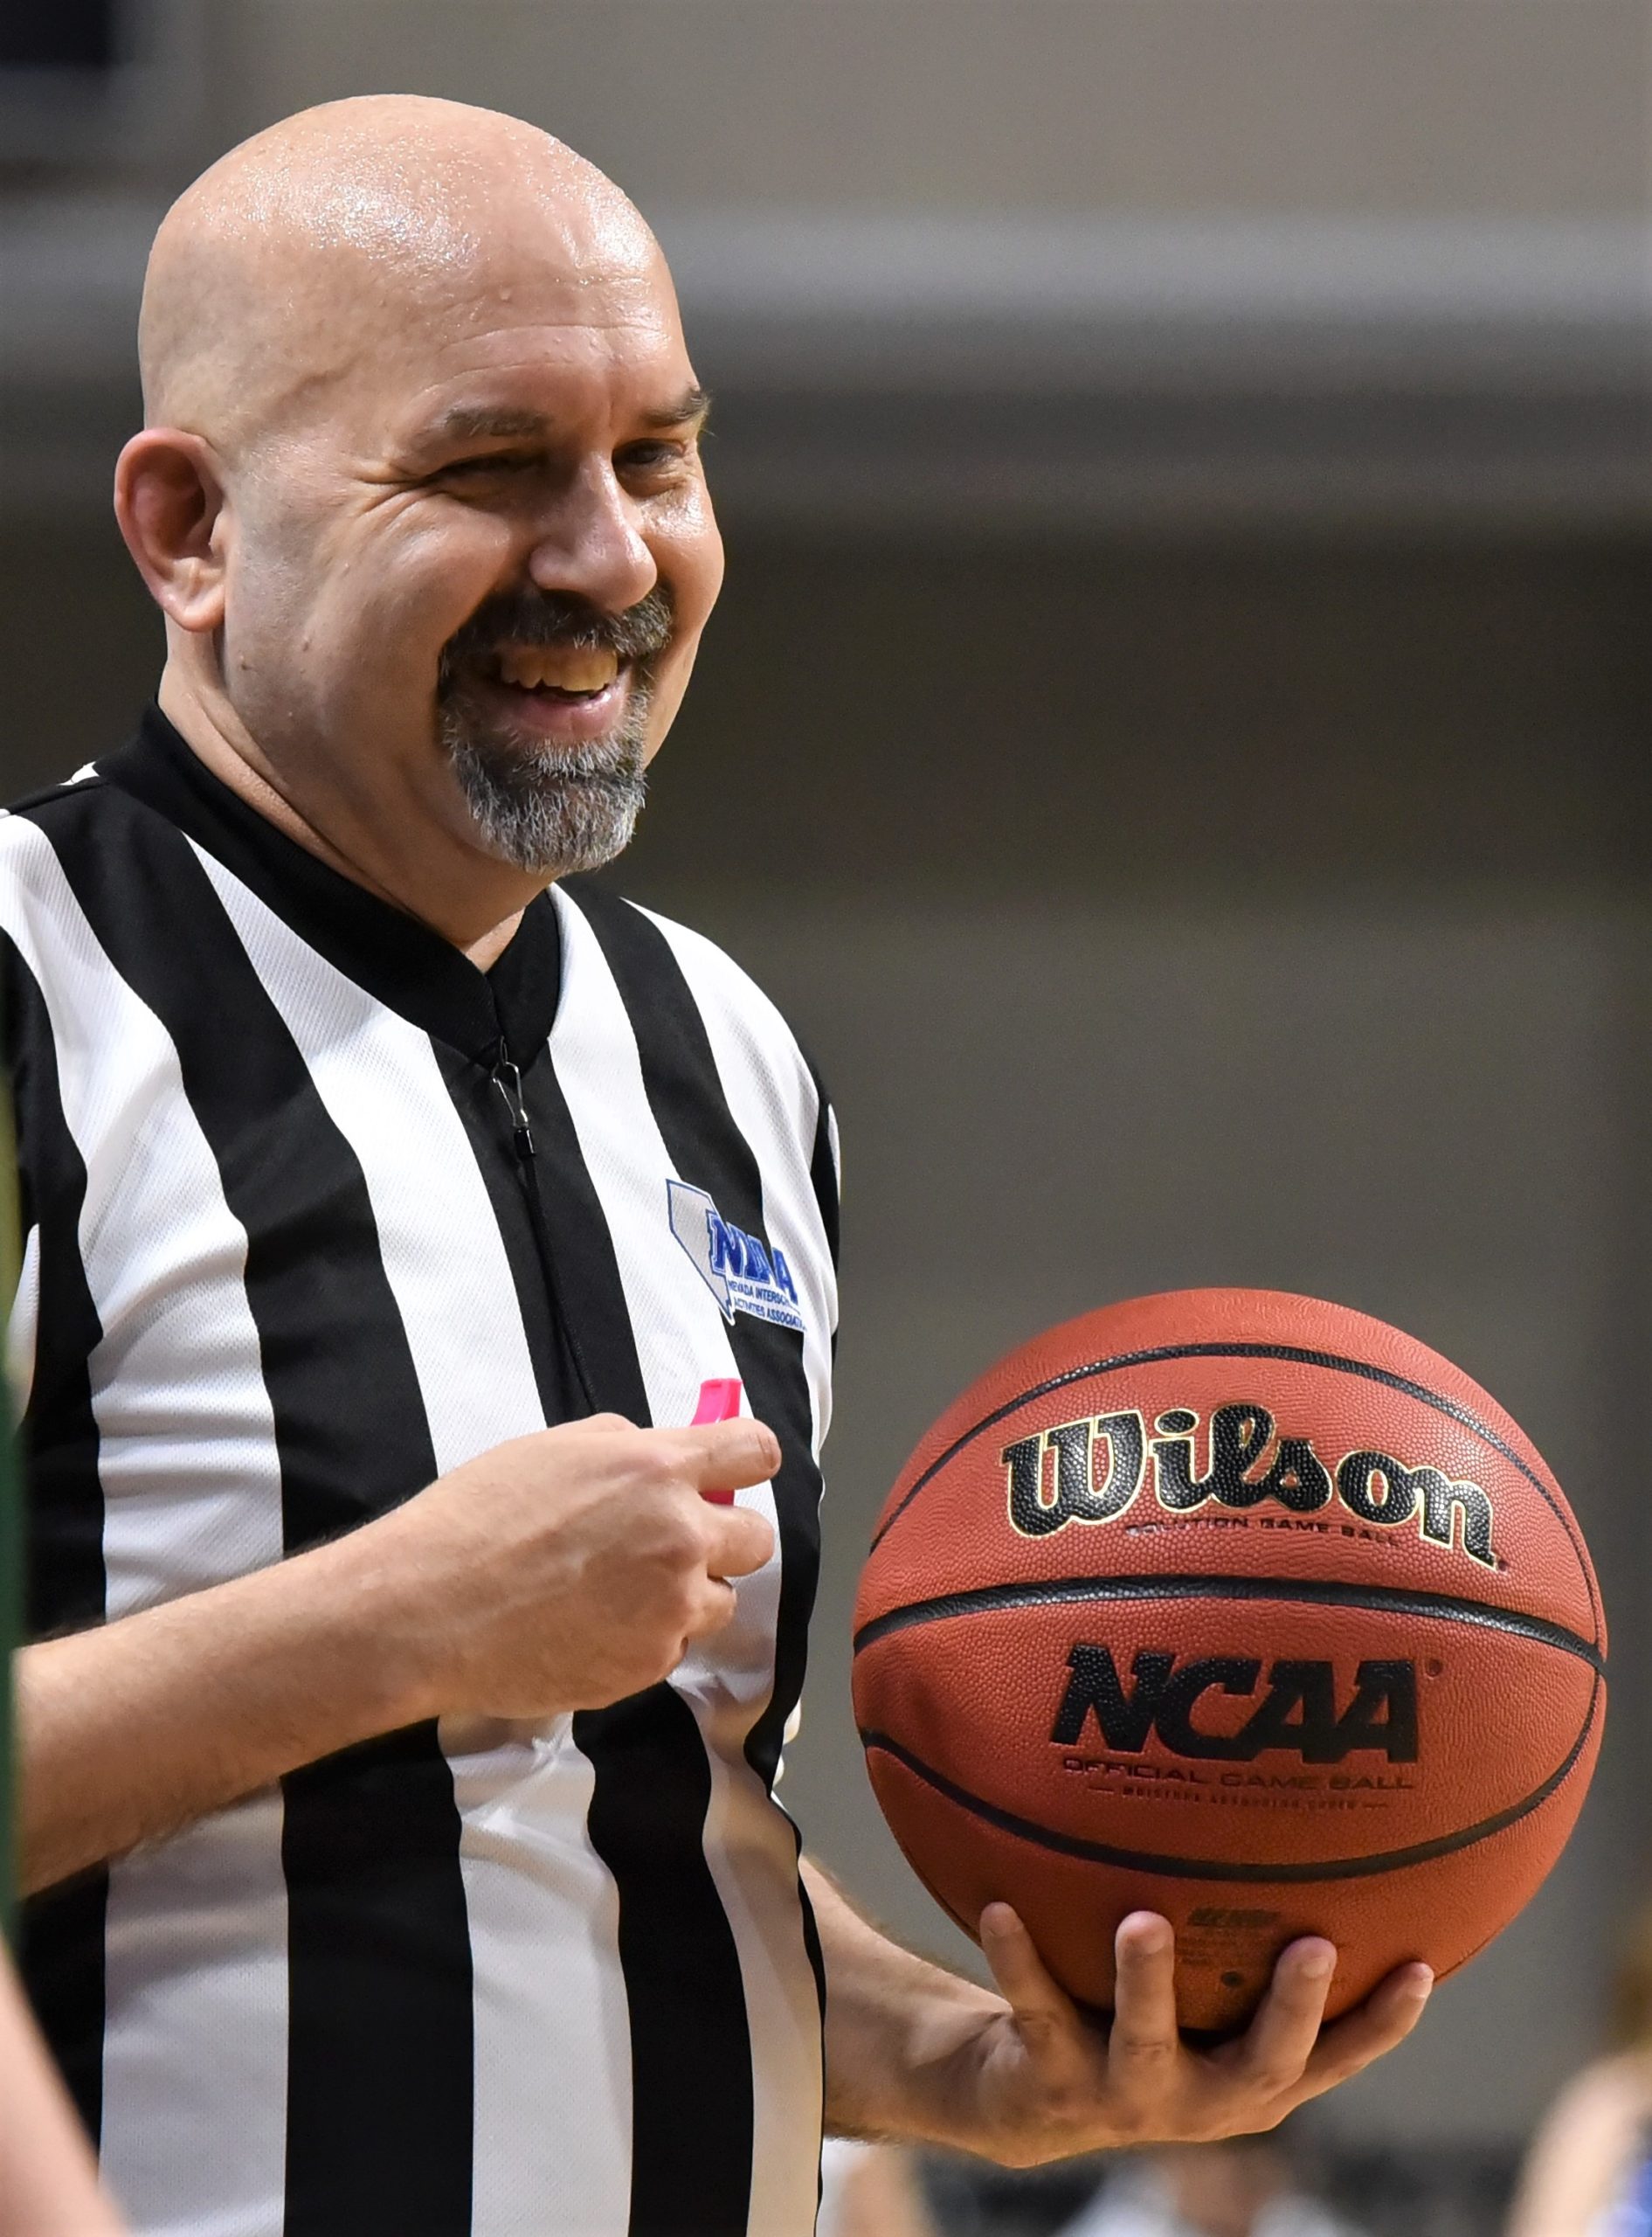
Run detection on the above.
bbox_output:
[641,384,713,432]
[432,385,713,446]
[433,405,551,443]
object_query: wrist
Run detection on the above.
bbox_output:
[296,1509,448,1733]
[890,1977,1004,2150]
[836,1962,1003,2153]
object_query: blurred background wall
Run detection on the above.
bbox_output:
[3,0,1649,2160]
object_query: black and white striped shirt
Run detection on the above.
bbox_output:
[4,705,840,2237]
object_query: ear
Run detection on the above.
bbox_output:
[114,428,230,634]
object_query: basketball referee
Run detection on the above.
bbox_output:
[2,97,1430,2237]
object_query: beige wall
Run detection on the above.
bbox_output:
[12,3,1646,530]
[204,1,1649,217]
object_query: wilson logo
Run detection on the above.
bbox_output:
[1053,1645,1419,1763]
[1001,1400,1496,1569]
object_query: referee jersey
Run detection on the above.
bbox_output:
[3,705,839,2237]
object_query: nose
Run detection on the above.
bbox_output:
[524,458,659,617]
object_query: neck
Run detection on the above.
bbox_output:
[156,666,540,966]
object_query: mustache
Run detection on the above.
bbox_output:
[439,585,676,680]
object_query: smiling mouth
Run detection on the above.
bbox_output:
[487,643,624,700]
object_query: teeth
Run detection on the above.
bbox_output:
[496,645,620,693]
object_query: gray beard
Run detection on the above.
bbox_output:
[439,696,651,876]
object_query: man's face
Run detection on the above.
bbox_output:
[215,225,723,877]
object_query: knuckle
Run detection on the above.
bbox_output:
[639,1617,692,1678]
[659,1508,702,1562]
[652,1555,694,1605]
[632,1446,680,1495]
[1243,2060,1303,2102]
[634,1494,701,1563]
[1098,2100,1155,2146]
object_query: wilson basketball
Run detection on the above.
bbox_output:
[852,1288,1604,2033]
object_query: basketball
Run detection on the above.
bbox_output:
[852,1287,1605,2033]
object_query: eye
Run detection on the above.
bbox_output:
[435,452,537,483]
[617,439,693,481]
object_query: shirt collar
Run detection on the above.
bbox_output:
[100,704,563,1064]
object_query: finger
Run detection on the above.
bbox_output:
[662,1420,782,1492]
[1289,1963,1433,2102]
[681,1575,742,1643]
[979,1904,1092,2087]
[701,1504,777,1581]
[1107,1913,1181,2086]
[1223,1936,1337,2095]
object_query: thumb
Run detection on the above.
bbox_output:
[676,1418,782,1496]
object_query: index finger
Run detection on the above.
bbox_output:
[979,1904,1094,2088]
[701,1502,777,1581]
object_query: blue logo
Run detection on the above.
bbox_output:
[667,1180,803,1331]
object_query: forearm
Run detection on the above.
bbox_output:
[805,1859,1000,2150]
[18,1522,432,1894]
[18,1415,781,1895]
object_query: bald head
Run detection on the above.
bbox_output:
[118,95,722,929]
[140,95,662,447]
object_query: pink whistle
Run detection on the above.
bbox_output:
[692,1377,745,1503]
